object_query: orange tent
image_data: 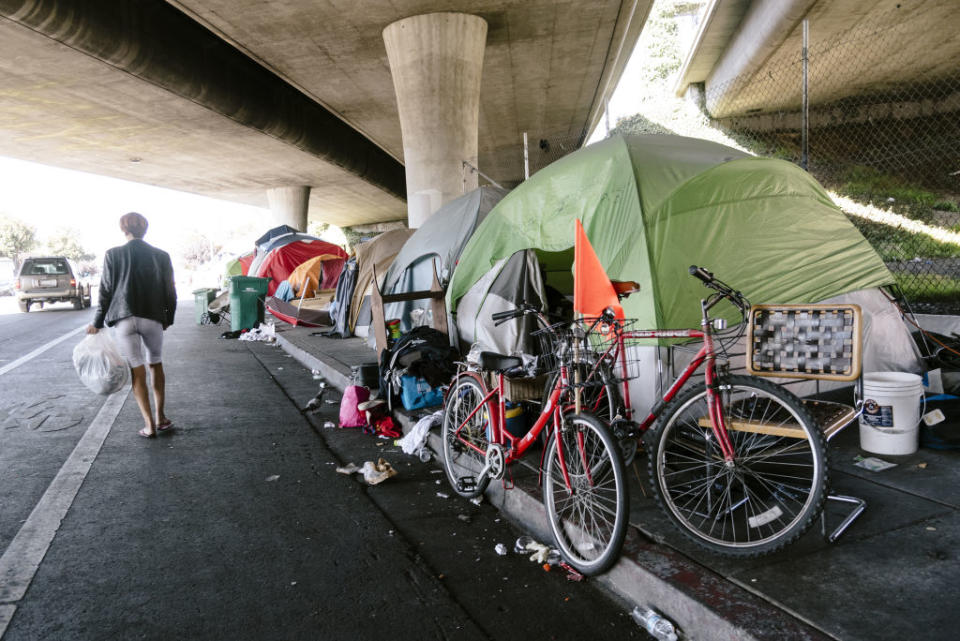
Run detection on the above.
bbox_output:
[288,254,344,299]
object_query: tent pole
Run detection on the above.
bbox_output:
[523,132,530,180]
[801,19,809,171]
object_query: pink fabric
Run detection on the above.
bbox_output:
[339,385,370,427]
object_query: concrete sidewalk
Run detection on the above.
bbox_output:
[276,323,960,641]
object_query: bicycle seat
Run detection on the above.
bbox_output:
[611,280,640,299]
[479,351,523,373]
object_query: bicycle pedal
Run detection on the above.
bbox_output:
[457,477,477,492]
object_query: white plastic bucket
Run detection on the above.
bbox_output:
[858,372,924,456]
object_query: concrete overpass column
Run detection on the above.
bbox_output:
[383,13,487,228]
[266,186,310,232]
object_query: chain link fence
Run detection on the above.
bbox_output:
[524,129,589,177]
[704,4,960,313]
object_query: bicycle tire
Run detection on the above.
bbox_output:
[542,362,638,464]
[646,375,827,556]
[543,411,629,576]
[441,373,493,499]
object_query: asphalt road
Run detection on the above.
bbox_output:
[0,297,646,640]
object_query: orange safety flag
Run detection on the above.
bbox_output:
[573,219,623,320]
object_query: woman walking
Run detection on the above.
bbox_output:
[87,212,177,437]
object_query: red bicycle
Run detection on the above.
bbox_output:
[553,266,828,556]
[441,313,629,576]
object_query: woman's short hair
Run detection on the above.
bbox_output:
[119,212,148,239]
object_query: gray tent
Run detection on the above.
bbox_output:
[380,186,507,333]
[455,250,547,355]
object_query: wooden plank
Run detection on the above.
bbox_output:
[370,265,388,357]
[698,417,806,439]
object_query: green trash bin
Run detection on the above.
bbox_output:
[192,288,217,325]
[229,276,270,331]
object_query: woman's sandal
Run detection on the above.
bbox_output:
[138,428,156,438]
[157,420,174,432]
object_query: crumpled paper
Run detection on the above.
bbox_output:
[336,458,397,485]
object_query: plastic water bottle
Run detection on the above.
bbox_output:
[631,606,677,641]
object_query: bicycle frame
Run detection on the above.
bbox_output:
[583,298,740,462]
[449,364,589,490]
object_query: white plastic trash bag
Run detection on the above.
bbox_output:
[73,332,130,395]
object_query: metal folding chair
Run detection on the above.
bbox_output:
[746,304,867,543]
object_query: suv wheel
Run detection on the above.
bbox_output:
[18,300,30,313]
[73,296,84,310]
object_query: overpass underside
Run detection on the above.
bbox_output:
[0,0,650,228]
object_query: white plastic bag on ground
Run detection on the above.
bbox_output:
[73,332,130,395]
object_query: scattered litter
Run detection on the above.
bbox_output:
[311,369,324,380]
[265,475,280,482]
[398,410,444,455]
[923,409,945,426]
[495,543,508,556]
[336,463,360,475]
[470,496,483,506]
[358,459,397,485]
[430,469,443,475]
[631,605,677,641]
[436,491,450,499]
[435,480,441,485]
[854,455,897,472]
[514,536,535,554]
[290,581,297,586]
[323,421,336,429]
[918,462,928,469]
[926,526,937,531]
[324,399,338,405]
[418,448,432,462]
[457,514,472,523]
[239,323,276,343]
[512,535,559,565]
[559,562,584,582]
[277,367,284,371]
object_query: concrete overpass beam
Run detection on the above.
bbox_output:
[383,13,487,228]
[705,0,817,118]
[266,186,311,232]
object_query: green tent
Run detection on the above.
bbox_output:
[448,134,893,331]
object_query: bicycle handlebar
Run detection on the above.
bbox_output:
[689,265,749,313]
[492,302,543,327]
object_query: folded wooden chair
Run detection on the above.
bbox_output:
[746,304,867,543]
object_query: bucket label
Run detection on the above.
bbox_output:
[862,399,894,428]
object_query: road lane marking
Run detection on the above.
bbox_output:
[0,390,127,638]
[0,324,88,376]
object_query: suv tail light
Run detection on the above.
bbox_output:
[14,279,20,290]
[70,278,77,287]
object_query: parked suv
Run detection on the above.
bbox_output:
[15,257,92,313]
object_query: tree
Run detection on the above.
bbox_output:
[45,228,95,262]
[0,217,38,272]
[180,232,220,269]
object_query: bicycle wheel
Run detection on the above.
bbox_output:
[646,375,827,556]
[542,362,637,464]
[441,373,493,499]
[543,411,629,576]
